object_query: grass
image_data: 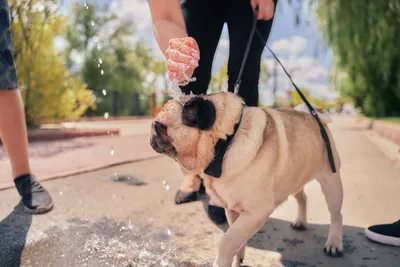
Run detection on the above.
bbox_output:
[377,117,400,124]
[358,114,400,125]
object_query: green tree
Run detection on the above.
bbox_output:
[310,0,400,117]
[209,64,228,94]
[9,0,94,127]
[65,3,161,116]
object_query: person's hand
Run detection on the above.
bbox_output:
[165,37,200,83]
[250,0,275,21]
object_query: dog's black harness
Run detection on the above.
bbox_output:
[204,5,336,178]
[204,108,244,178]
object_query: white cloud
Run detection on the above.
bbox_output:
[271,35,308,57]
[259,51,336,105]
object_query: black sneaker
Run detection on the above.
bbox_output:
[365,220,400,246]
[14,174,53,214]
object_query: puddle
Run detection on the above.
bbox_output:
[102,174,146,186]
[8,217,208,267]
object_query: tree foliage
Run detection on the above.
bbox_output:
[65,3,165,116]
[9,0,94,127]
[310,0,400,117]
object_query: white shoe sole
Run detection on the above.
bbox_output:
[365,228,400,246]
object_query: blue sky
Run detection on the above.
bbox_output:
[60,0,337,104]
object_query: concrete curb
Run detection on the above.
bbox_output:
[61,116,152,122]
[0,154,163,191]
[357,118,400,146]
[26,128,120,143]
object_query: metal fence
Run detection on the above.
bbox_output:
[85,90,150,117]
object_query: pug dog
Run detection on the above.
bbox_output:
[150,92,343,267]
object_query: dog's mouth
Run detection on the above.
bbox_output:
[150,121,177,157]
[150,135,176,156]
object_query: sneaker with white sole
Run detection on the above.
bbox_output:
[365,220,400,247]
[14,174,53,214]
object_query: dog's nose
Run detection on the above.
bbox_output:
[154,121,167,137]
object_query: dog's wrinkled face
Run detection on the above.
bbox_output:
[150,95,217,172]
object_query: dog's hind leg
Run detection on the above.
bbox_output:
[291,187,307,230]
[225,210,245,267]
[317,171,344,257]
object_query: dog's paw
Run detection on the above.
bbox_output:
[290,221,307,231]
[232,256,243,267]
[324,237,343,257]
[174,190,199,204]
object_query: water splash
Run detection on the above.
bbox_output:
[162,180,169,191]
[101,69,104,75]
[83,3,89,9]
[168,64,196,100]
[102,89,107,96]
[104,112,109,119]
[99,58,103,64]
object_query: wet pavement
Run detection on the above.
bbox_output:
[0,117,400,267]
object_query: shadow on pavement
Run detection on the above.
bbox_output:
[0,201,32,267]
[201,199,399,266]
[247,217,400,266]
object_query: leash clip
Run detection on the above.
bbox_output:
[234,83,240,95]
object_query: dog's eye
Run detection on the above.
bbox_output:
[182,97,216,130]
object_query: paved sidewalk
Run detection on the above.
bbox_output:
[0,119,157,190]
[0,115,399,266]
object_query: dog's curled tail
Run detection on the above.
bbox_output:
[294,103,332,124]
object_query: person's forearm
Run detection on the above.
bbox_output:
[153,20,188,55]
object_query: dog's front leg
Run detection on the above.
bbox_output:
[213,207,273,267]
[225,210,244,267]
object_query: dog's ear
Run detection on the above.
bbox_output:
[182,97,216,130]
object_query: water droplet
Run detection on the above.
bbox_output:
[110,148,115,156]
[91,21,95,26]
[167,229,171,236]
[98,58,103,64]
[97,64,100,68]
[97,43,101,50]
[163,180,169,190]
[100,69,104,75]
[59,191,63,195]
[160,242,165,250]
[84,3,89,9]
[104,112,109,119]
[102,89,107,96]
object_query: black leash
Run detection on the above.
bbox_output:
[233,10,258,95]
[234,9,337,173]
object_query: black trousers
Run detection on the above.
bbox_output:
[180,0,278,107]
